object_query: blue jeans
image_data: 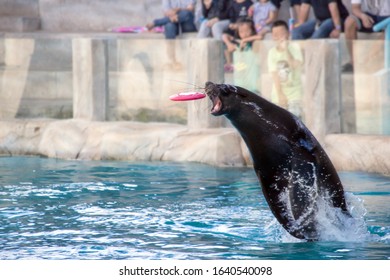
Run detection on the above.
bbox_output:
[154,10,197,39]
[292,18,337,40]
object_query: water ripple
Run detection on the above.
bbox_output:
[0,157,390,259]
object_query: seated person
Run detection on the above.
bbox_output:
[197,0,231,40]
[249,0,278,39]
[271,0,301,20]
[291,0,349,40]
[223,0,253,37]
[146,0,197,39]
[342,0,390,72]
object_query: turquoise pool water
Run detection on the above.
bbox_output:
[0,156,389,260]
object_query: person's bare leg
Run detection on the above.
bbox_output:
[165,40,182,70]
[344,16,358,66]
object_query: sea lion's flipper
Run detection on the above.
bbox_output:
[285,159,320,239]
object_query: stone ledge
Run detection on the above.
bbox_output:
[0,119,250,167]
[2,119,390,174]
[0,16,40,32]
[325,134,390,174]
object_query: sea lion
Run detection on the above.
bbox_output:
[205,81,350,240]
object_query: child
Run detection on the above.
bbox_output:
[267,20,303,118]
[250,0,278,39]
[222,17,256,72]
[237,0,278,51]
[224,0,254,37]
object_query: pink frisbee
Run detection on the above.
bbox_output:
[169,92,206,101]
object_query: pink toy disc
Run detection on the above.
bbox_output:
[169,92,206,101]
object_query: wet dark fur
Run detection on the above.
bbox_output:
[205,82,349,240]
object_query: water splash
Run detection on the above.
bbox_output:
[265,191,372,242]
[315,192,370,242]
[268,162,373,242]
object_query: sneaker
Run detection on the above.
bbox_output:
[342,62,354,73]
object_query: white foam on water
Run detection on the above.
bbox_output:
[263,219,303,243]
[261,192,371,243]
[315,192,370,242]
[262,165,373,242]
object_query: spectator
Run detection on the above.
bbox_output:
[247,0,278,40]
[268,20,303,118]
[342,0,390,72]
[291,0,349,40]
[222,18,257,72]
[271,0,301,20]
[224,0,253,37]
[197,0,232,40]
[197,0,219,37]
[146,0,197,39]
[146,0,197,70]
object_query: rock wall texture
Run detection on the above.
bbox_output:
[2,119,390,175]
[0,119,251,167]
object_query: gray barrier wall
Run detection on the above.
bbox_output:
[1,34,390,173]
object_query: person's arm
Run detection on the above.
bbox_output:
[207,17,220,27]
[205,0,219,27]
[240,34,264,46]
[163,0,194,17]
[201,1,207,17]
[352,3,375,28]
[222,33,237,52]
[328,1,342,38]
[185,2,195,12]
[203,0,212,10]
[252,7,278,37]
[162,0,176,17]
[297,2,311,25]
[284,43,303,69]
[265,10,278,25]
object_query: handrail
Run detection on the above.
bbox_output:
[373,17,390,69]
[373,17,390,32]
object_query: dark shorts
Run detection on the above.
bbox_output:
[352,13,390,33]
[290,0,301,6]
[271,0,301,9]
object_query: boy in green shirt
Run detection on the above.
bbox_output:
[267,20,303,118]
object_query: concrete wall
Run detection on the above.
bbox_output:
[0,0,40,17]
[36,0,304,32]
[39,0,162,32]
[0,0,40,31]
[0,0,317,32]
[0,33,196,123]
[0,34,387,135]
[1,33,390,173]
[0,0,356,33]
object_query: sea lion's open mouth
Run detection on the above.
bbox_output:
[205,82,223,115]
[210,96,222,115]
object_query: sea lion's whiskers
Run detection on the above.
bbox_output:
[165,79,205,92]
